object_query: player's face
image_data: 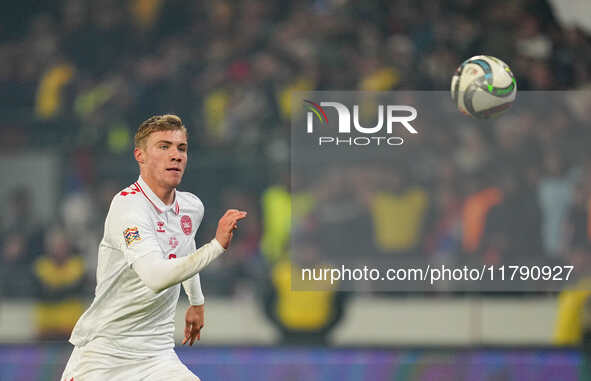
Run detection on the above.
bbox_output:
[140,130,188,189]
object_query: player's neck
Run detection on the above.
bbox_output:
[154,187,175,206]
[141,174,175,205]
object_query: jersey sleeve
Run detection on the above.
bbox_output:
[182,239,205,305]
[109,198,163,266]
[132,238,224,293]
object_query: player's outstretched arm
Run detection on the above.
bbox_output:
[133,209,247,293]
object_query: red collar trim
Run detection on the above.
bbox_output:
[135,181,163,214]
[135,181,180,215]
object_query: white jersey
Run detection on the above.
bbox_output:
[69,176,205,358]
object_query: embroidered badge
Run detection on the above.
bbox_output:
[180,215,192,235]
[123,227,141,247]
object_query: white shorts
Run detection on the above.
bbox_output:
[60,340,200,381]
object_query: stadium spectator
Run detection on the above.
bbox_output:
[424,185,463,265]
[0,231,37,298]
[365,168,429,256]
[35,61,75,120]
[538,151,576,259]
[308,169,374,262]
[259,168,319,264]
[260,181,292,265]
[60,188,101,281]
[566,183,591,251]
[1,186,45,259]
[460,174,502,256]
[32,226,85,340]
[480,171,543,265]
[1,186,38,238]
[553,243,591,347]
[261,259,346,346]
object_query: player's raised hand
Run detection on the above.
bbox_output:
[215,209,247,249]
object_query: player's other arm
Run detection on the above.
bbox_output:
[181,241,205,345]
[182,195,205,305]
[182,269,205,345]
[182,273,204,306]
[133,209,247,293]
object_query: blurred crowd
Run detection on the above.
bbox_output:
[1,0,591,340]
[1,0,590,150]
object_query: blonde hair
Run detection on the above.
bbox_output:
[134,114,187,148]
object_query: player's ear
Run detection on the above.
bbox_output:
[134,147,145,165]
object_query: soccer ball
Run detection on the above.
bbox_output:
[451,55,517,119]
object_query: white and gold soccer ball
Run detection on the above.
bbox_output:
[451,55,517,119]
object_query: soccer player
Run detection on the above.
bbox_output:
[60,115,247,381]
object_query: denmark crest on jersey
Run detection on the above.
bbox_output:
[180,215,192,235]
[123,227,141,247]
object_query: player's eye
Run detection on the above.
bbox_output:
[179,147,187,152]
[160,145,168,150]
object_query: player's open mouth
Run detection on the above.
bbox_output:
[166,168,181,172]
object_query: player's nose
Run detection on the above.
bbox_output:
[170,151,183,162]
